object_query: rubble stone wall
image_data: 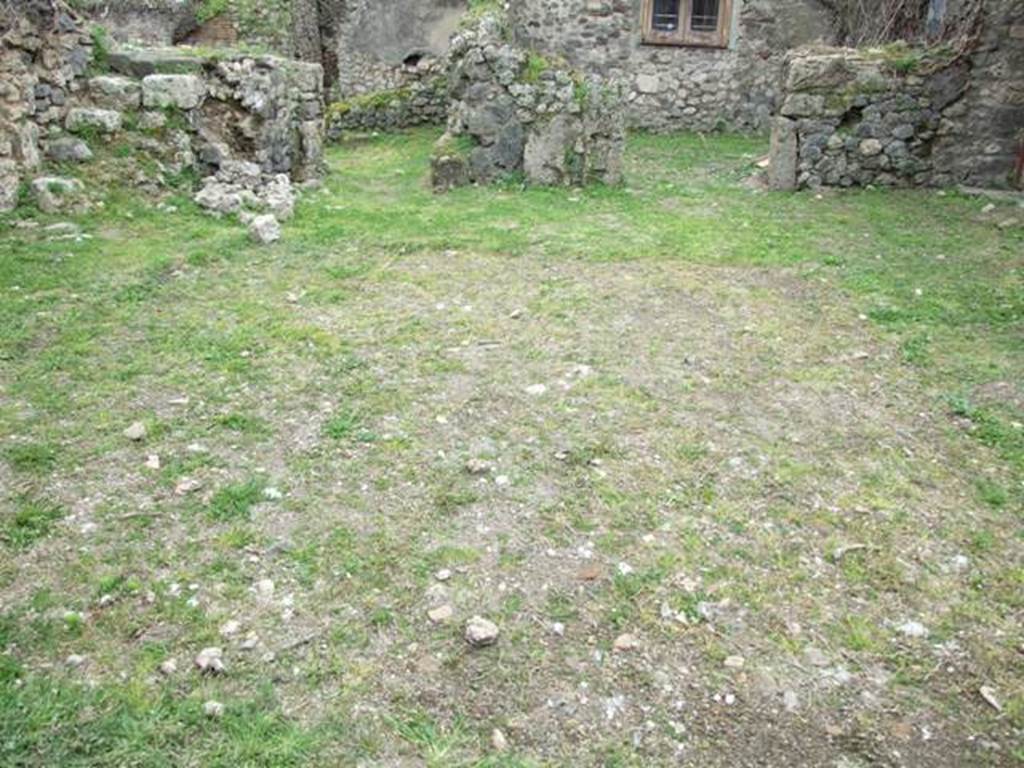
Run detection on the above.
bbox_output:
[509,0,836,132]
[769,37,1023,190]
[430,15,625,190]
[330,0,466,98]
[0,4,93,210]
[0,4,325,213]
[326,71,447,136]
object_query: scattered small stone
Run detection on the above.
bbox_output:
[491,728,508,752]
[240,633,259,650]
[897,620,928,638]
[434,568,452,582]
[66,653,86,668]
[98,594,114,607]
[203,700,225,718]
[616,562,634,576]
[979,685,1002,712]
[219,620,241,637]
[723,655,745,669]
[494,475,510,487]
[613,633,639,652]
[551,622,565,636]
[465,616,500,647]
[124,421,147,441]
[159,659,178,676]
[524,383,547,396]
[428,604,454,624]
[508,308,523,319]
[144,454,160,470]
[981,203,996,214]
[464,458,493,475]
[263,487,283,501]
[174,477,202,496]
[997,218,1018,230]
[577,564,602,581]
[195,647,225,674]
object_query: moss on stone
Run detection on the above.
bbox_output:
[864,41,958,76]
[328,87,414,118]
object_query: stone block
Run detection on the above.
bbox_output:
[768,118,798,191]
[31,176,84,213]
[780,93,825,118]
[142,74,206,110]
[66,107,123,133]
[47,137,93,163]
[108,50,204,79]
[89,75,142,110]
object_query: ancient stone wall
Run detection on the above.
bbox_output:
[509,0,836,132]
[430,15,625,190]
[930,0,1023,189]
[326,69,448,136]
[0,4,325,214]
[78,0,198,46]
[329,0,466,98]
[0,4,93,210]
[769,33,1023,190]
[78,0,294,52]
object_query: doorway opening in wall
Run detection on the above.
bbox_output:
[642,0,731,47]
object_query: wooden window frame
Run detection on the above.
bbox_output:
[641,0,732,48]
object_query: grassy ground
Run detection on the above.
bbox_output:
[1,127,1022,767]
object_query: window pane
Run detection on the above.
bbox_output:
[652,0,680,31]
[690,0,720,31]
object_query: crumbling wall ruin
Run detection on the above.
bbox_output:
[0,4,326,219]
[769,35,1023,190]
[0,3,93,210]
[430,15,625,190]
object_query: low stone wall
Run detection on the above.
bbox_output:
[430,15,624,190]
[1,4,325,216]
[768,46,1021,190]
[97,50,326,181]
[326,70,447,137]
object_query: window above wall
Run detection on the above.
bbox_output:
[642,0,732,48]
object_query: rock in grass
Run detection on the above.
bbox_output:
[465,616,499,647]
[195,646,225,674]
[124,421,147,441]
[428,604,454,624]
[491,728,508,752]
[219,620,241,637]
[248,214,281,244]
[203,700,225,718]
[47,137,93,163]
[159,659,178,676]
[897,620,928,638]
[464,458,493,475]
[723,655,745,669]
[613,633,639,652]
